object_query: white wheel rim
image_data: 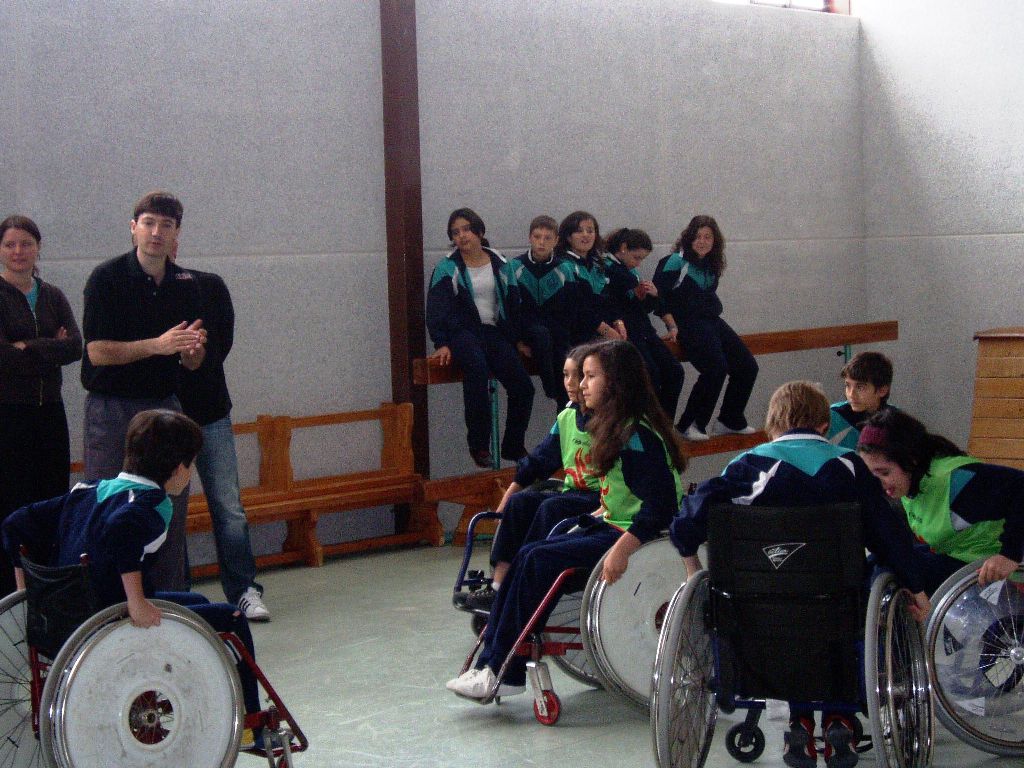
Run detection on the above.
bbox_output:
[47,605,241,767]
[586,539,680,705]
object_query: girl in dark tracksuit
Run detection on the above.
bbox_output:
[455,344,602,614]
[603,227,684,422]
[857,408,1024,594]
[654,215,758,441]
[556,211,624,345]
[426,208,534,468]
[447,340,686,700]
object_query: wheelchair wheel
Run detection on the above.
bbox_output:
[650,571,717,768]
[583,538,680,707]
[864,571,932,768]
[925,559,1024,757]
[39,600,243,768]
[0,590,44,768]
[545,588,602,688]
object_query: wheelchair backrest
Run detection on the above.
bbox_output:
[21,555,100,661]
[708,502,865,597]
[706,502,866,704]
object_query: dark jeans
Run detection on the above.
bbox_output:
[490,489,601,566]
[677,317,758,431]
[476,521,621,685]
[84,392,190,592]
[448,325,535,455]
[0,402,71,595]
[195,417,261,604]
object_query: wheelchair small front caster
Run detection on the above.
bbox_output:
[725,722,765,762]
[527,660,561,726]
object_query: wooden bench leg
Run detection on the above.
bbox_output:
[403,501,445,547]
[283,513,323,568]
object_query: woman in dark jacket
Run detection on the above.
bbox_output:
[0,215,83,594]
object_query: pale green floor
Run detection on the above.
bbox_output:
[191,546,1019,768]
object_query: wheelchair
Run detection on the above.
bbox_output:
[650,503,933,768]
[453,509,601,725]
[0,557,307,768]
[925,558,1024,757]
[453,506,682,723]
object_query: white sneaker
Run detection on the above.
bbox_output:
[682,425,710,442]
[238,587,271,621]
[448,666,524,699]
[713,421,757,436]
[446,668,483,691]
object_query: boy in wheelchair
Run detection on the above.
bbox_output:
[2,409,262,742]
[669,381,930,768]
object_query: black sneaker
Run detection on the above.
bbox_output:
[458,584,497,614]
[823,718,858,768]
[783,718,817,768]
[470,448,493,468]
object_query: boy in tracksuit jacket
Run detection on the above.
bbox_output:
[2,409,261,723]
[669,381,929,768]
[828,351,895,450]
[512,216,579,411]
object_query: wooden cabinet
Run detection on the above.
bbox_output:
[969,328,1024,470]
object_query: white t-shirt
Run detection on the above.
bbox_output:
[467,264,497,325]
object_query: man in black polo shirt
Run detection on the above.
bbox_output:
[81,191,205,591]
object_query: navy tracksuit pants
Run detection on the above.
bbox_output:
[475,520,621,685]
[490,489,601,566]
[632,332,685,423]
[522,322,571,410]
[448,325,535,455]
[677,317,758,431]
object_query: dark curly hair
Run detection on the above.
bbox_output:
[856,408,963,497]
[673,215,725,277]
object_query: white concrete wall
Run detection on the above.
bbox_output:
[6,0,951,546]
[1,1,392,560]
[417,0,868,489]
[856,0,1024,443]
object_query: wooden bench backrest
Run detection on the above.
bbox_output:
[278,402,415,489]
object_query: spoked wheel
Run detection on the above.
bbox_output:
[864,571,932,768]
[650,571,717,768]
[0,591,45,767]
[926,560,1024,756]
[40,601,243,768]
[725,722,765,762]
[545,588,602,688]
[533,689,561,726]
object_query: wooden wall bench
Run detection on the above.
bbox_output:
[413,320,899,543]
[185,403,444,580]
